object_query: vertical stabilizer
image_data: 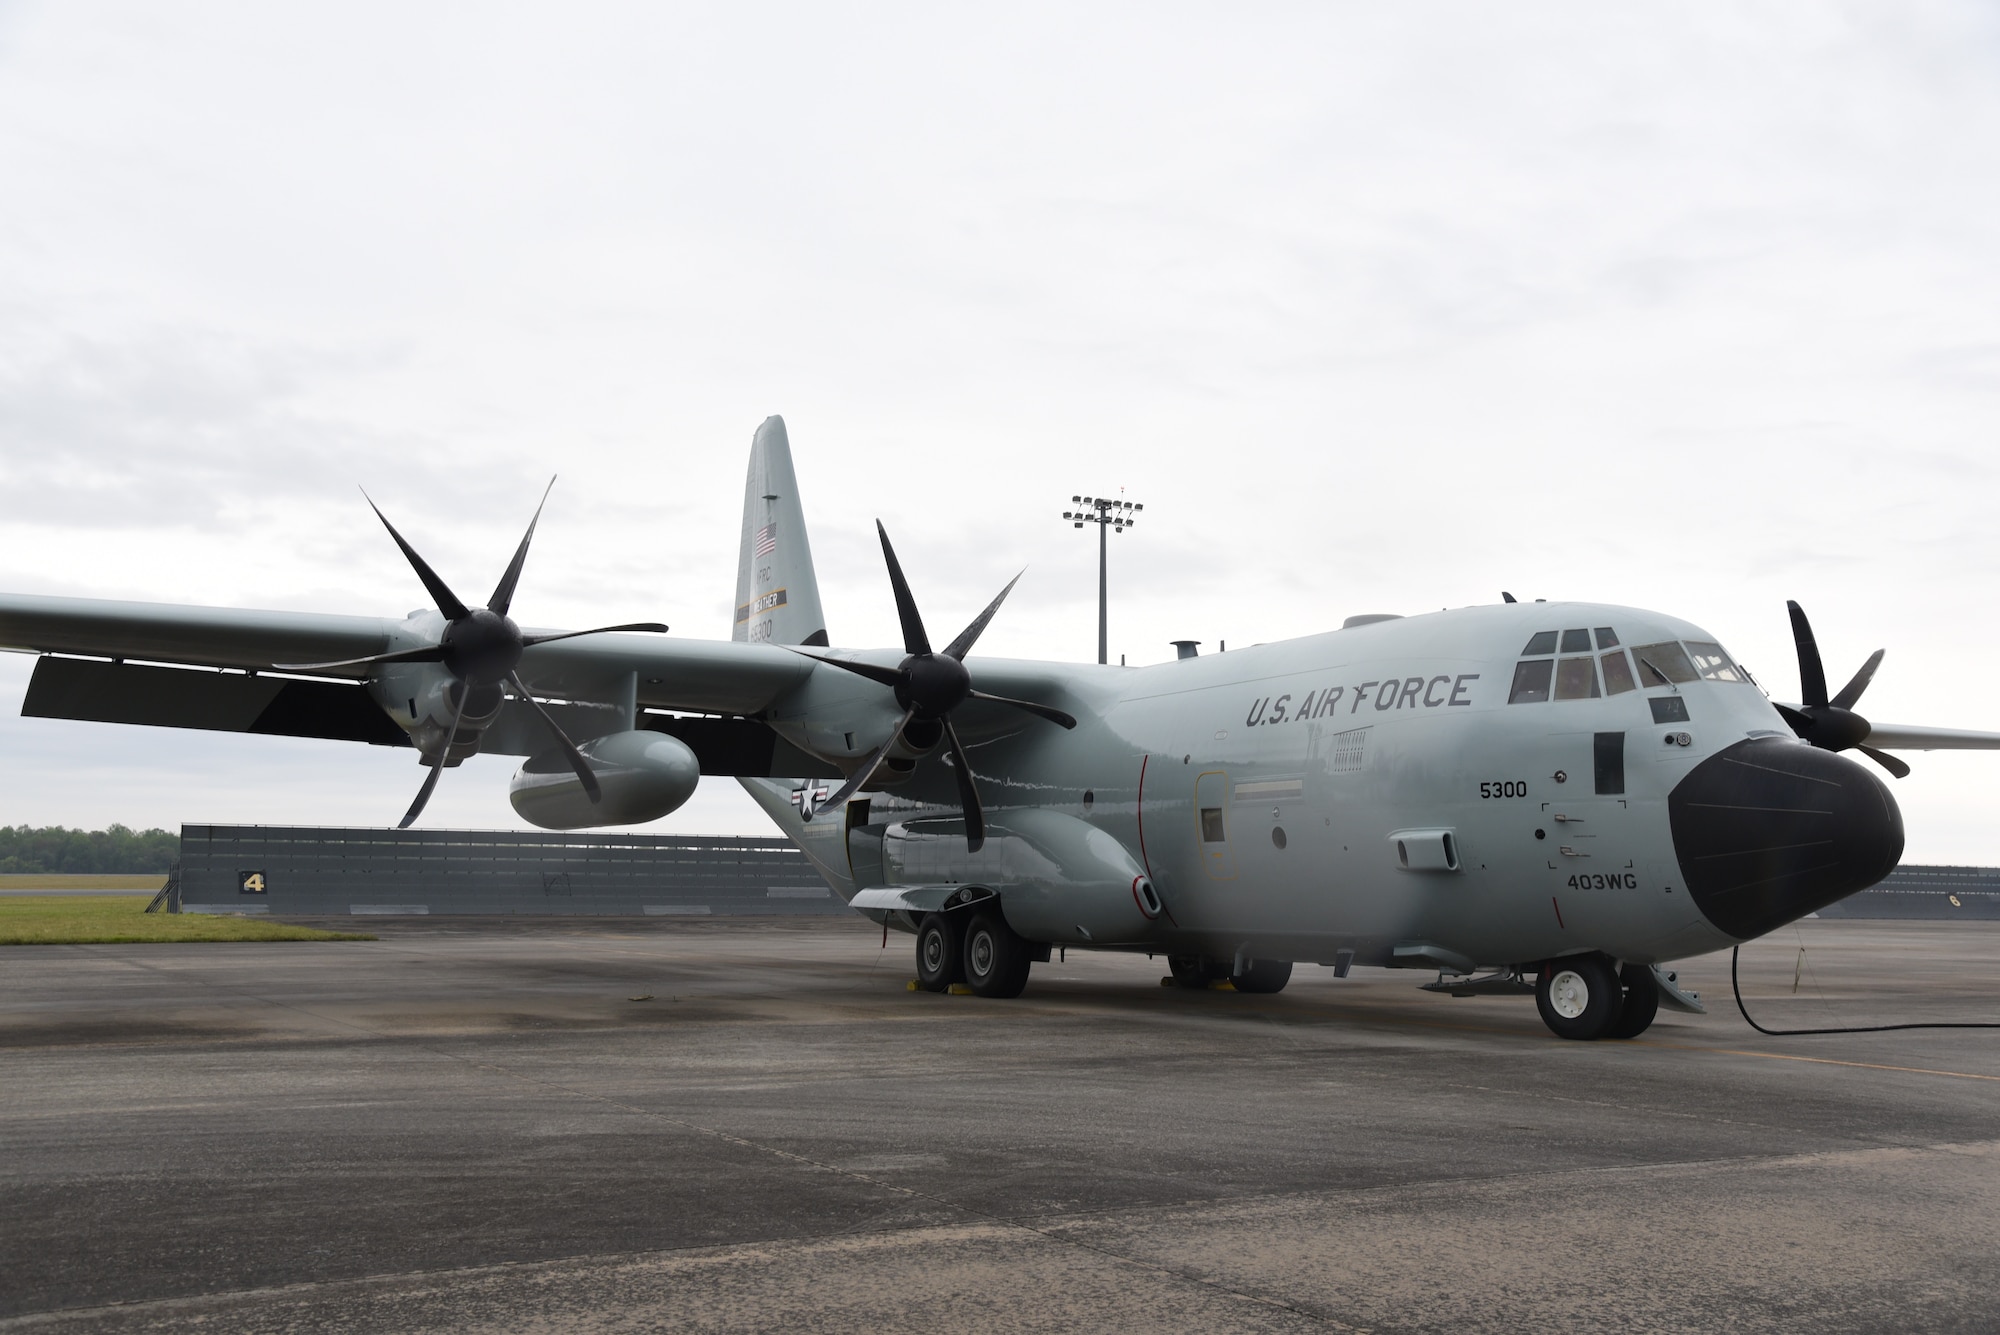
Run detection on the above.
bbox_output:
[732,416,829,647]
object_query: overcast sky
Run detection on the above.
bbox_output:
[4,2,2000,859]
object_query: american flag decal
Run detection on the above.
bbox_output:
[753,523,777,558]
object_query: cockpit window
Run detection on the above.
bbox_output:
[1559,628,1591,654]
[1594,627,1620,649]
[1685,641,1746,683]
[1522,631,1558,655]
[1553,657,1600,700]
[1601,649,1637,695]
[1508,659,1554,703]
[1633,641,1698,686]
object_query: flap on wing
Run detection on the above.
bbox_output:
[23,656,410,747]
[639,712,840,779]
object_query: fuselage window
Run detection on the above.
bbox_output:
[1684,641,1746,683]
[1200,807,1226,842]
[1553,656,1600,700]
[1559,628,1591,653]
[1601,649,1637,695]
[1508,659,1554,703]
[1632,641,1698,686]
[1522,630,1559,655]
[1594,627,1620,649]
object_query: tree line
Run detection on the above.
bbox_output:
[0,826,180,874]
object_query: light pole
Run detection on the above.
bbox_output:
[1062,493,1141,665]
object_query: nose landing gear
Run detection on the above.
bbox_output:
[1535,955,1661,1040]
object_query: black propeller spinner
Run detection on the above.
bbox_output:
[277,481,669,827]
[1775,599,1909,780]
[795,521,1077,852]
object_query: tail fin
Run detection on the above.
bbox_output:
[732,416,829,647]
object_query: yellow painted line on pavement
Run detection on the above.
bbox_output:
[1649,1041,2000,1083]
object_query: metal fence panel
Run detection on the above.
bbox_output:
[177,824,846,917]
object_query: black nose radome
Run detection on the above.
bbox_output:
[1669,737,1903,940]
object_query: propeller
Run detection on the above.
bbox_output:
[276,481,669,826]
[793,521,1077,851]
[1775,600,1909,779]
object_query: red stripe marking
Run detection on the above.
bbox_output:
[1551,896,1566,929]
[1136,754,1154,878]
[1135,755,1177,925]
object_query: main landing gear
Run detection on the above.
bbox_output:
[1166,954,1294,994]
[914,909,1032,999]
[1535,954,1660,1040]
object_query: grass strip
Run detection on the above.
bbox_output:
[0,873,168,890]
[0,896,373,945]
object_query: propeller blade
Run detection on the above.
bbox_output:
[364,490,470,622]
[813,708,916,818]
[967,689,1078,730]
[942,717,985,852]
[274,644,448,672]
[399,684,470,828]
[1774,702,1812,736]
[1786,600,1829,709]
[1857,744,1912,780]
[876,521,932,656]
[1831,648,1886,712]
[507,673,601,802]
[488,478,556,617]
[943,571,1023,662]
[518,622,670,648]
[788,650,904,689]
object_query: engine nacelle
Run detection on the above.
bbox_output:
[509,729,700,830]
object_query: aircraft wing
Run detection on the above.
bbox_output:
[0,592,820,750]
[0,592,396,675]
[1861,723,2000,751]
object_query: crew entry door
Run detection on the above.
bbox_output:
[1195,771,1236,880]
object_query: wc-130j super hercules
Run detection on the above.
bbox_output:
[5,418,1997,1039]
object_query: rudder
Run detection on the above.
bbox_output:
[732,416,829,647]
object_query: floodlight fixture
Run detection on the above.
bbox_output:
[1058,489,1145,665]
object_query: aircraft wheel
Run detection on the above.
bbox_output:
[963,910,1031,999]
[1167,955,1220,988]
[1535,955,1623,1040]
[1231,959,1293,994]
[915,913,964,993]
[1606,964,1661,1039]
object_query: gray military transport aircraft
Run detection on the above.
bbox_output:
[5,417,1999,1040]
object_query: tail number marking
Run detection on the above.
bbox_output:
[1479,781,1528,799]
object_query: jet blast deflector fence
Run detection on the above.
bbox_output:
[174,824,842,917]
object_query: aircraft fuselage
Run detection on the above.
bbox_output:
[753,599,1903,975]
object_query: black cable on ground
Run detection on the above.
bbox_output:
[1731,945,2000,1035]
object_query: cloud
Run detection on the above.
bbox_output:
[2,2,2000,860]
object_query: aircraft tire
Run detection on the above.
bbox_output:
[1231,959,1293,994]
[963,910,1031,999]
[1606,964,1660,1039]
[1535,955,1623,1040]
[915,913,964,993]
[1168,955,1220,988]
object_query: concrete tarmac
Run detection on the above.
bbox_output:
[3,916,1999,1332]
